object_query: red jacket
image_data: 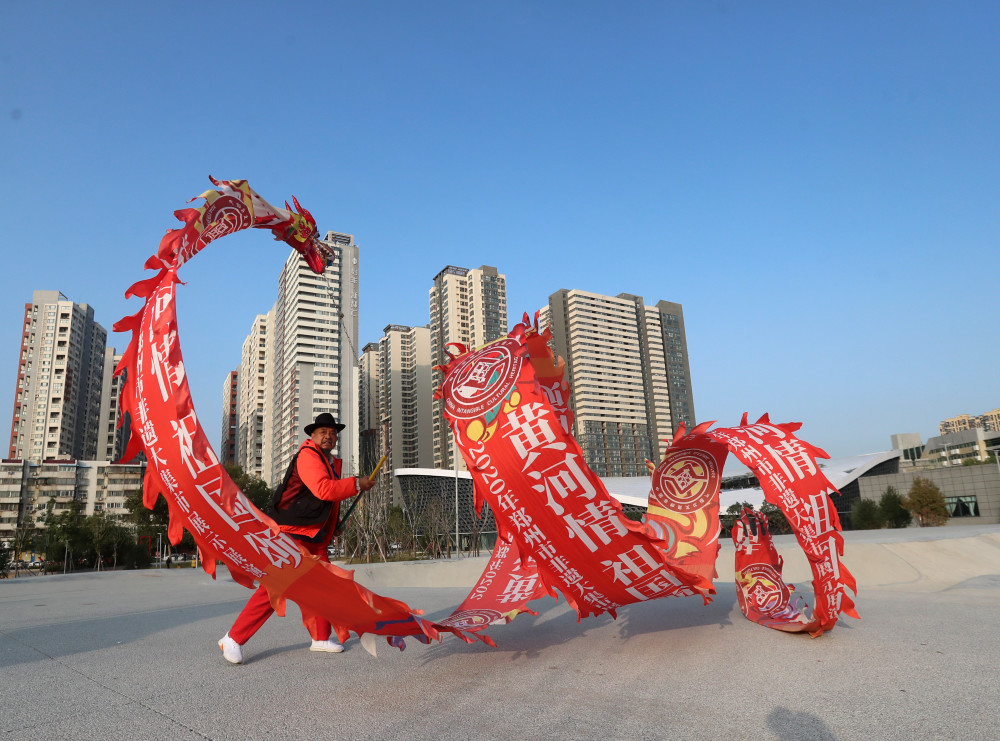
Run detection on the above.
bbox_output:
[279,439,358,545]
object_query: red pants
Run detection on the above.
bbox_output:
[228,539,331,645]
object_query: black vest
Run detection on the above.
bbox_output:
[270,446,338,527]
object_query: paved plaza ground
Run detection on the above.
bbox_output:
[2,525,999,740]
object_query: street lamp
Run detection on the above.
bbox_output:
[453,437,460,558]
[987,446,1000,492]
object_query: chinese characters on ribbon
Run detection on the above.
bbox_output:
[438,323,857,636]
[114,179,485,651]
[114,178,856,652]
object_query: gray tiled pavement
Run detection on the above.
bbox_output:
[2,525,999,740]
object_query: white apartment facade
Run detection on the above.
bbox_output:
[237,311,274,481]
[378,324,434,502]
[268,233,360,487]
[8,291,107,463]
[429,265,507,469]
[96,347,130,464]
[0,458,146,542]
[542,289,695,477]
[940,409,1000,435]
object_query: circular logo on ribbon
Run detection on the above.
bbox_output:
[650,448,718,514]
[436,608,504,629]
[738,563,789,616]
[441,338,523,420]
[200,195,252,244]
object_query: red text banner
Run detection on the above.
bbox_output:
[438,323,858,637]
[117,179,857,654]
[115,179,483,651]
[437,322,714,620]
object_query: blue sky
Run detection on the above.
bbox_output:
[2,1,997,462]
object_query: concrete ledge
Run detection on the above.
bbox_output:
[336,556,494,588]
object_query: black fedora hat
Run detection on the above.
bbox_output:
[304,412,346,435]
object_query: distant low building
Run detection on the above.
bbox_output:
[704,447,999,529]
[890,428,1000,470]
[0,458,146,542]
[940,408,1000,435]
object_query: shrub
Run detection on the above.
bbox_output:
[851,498,884,530]
[904,477,950,527]
[878,486,912,529]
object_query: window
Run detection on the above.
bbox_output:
[943,496,980,518]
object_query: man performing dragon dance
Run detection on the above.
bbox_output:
[113,177,857,663]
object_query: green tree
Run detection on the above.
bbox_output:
[0,540,10,577]
[120,539,153,569]
[85,513,136,570]
[904,477,950,527]
[11,513,38,564]
[224,463,273,513]
[386,505,417,560]
[721,501,755,534]
[850,498,884,530]
[760,502,791,534]
[86,512,113,570]
[963,454,996,466]
[123,489,169,535]
[878,486,912,528]
[42,500,89,571]
[123,490,194,556]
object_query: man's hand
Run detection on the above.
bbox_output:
[357,476,376,492]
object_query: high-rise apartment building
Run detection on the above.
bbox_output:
[96,348,131,463]
[657,300,695,432]
[358,342,380,477]
[357,325,436,505]
[237,311,274,481]
[8,291,107,462]
[377,324,434,502]
[268,232,359,487]
[429,265,507,469]
[541,289,695,477]
[220,370,239,466]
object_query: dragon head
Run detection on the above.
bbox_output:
[267,196,333,274]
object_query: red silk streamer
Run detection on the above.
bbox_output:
[706,414,860,633]
[644,430,728,584]
[437,321,713,620]
[116,180,856,652]
[114,178,483,650]
[732,508,812,633]
[439,321,858,636]
[436,537,546,633]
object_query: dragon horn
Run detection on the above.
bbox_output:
[293,196,316,226]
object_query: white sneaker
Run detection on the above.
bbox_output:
[218,633,243,664]
[309,639,344,653]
